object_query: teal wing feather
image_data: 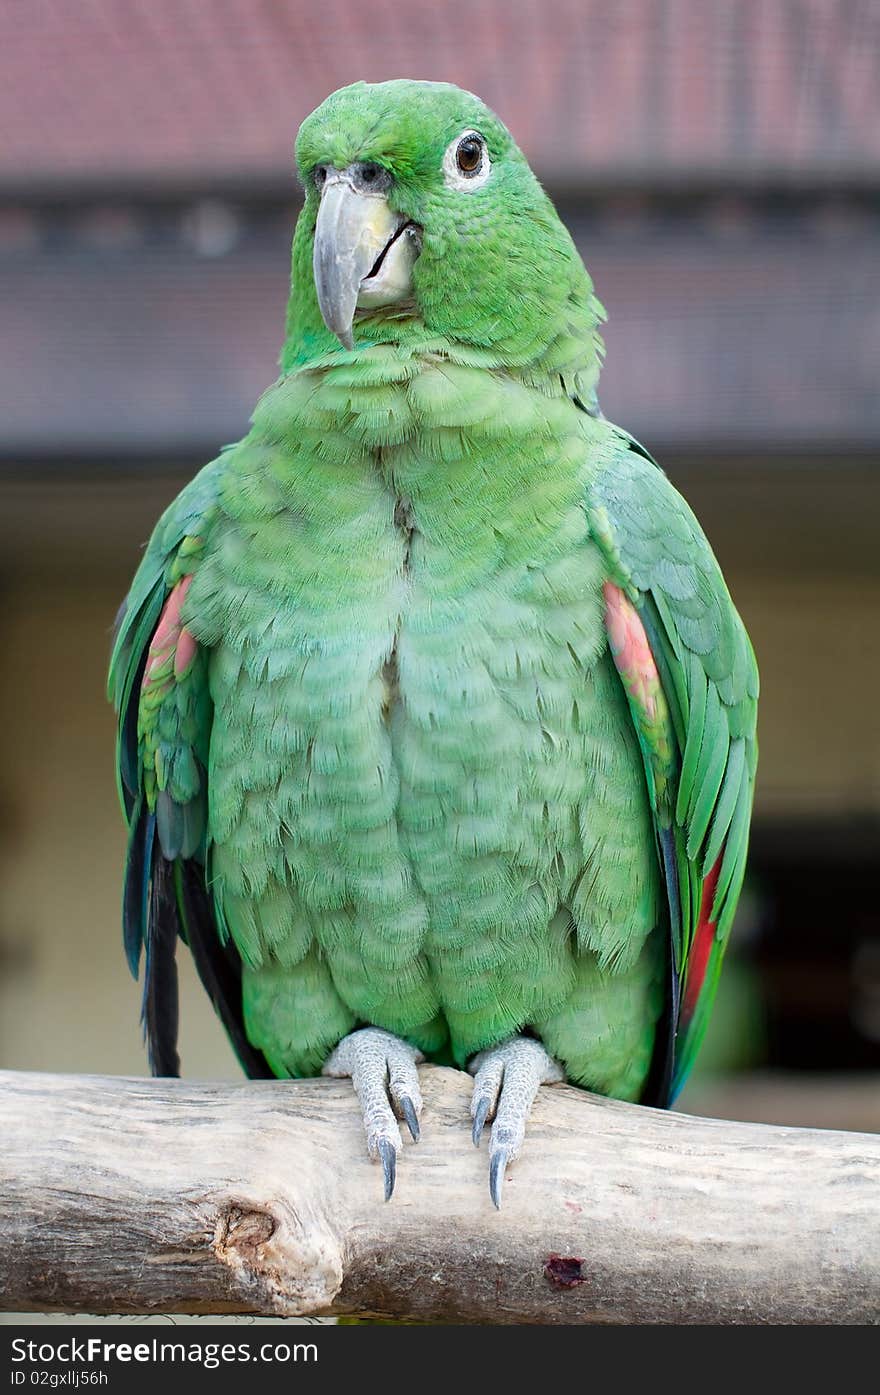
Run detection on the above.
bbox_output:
[108,462,272,1079]
[109,463,219,814]
[588,429,759,1101]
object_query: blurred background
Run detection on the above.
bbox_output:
[0,0,878,1133]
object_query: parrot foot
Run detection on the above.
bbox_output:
[322,1027,424,1201]
[468,1035,564,1209]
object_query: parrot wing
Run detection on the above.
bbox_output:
[108,461,272,1079]
[588,430,759,1103]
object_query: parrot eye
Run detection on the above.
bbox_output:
[456,137,482,173]
[313,165,328,191]
[443,131,491,191]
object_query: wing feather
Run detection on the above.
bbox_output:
[109,468,272,1079]
[590,429,758,1102]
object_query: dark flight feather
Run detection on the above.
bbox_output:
[142,853,180,1077]
[176,860,274,1079]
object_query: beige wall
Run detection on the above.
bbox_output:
[0,576,236,1077]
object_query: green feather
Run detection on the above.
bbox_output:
[589,432,758,1095]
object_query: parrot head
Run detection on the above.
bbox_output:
[286,80,599,366]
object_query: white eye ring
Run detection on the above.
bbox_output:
[442,131,492,191]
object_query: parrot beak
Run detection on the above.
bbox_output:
[313,167,420,350]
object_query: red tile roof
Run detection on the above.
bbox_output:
[2,0,878,188]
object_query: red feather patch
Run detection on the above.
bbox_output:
[142,575,195,692]
[603,581,662,719]
[679,854,723,1029]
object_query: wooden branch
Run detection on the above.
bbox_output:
[1,1067,878,1324]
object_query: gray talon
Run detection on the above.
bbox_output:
[400,1095,420,1142]
[489,1149,508,1209]
[472,1095,491,1146]
[323,1027,424,1200]
[378,1136,397,1201]
[468,1035,564,1206]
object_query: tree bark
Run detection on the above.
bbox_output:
[1,1067,877,1324]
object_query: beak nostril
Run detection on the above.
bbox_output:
[351,161,391,195]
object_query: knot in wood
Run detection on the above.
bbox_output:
[212,1196,343,1317]
[217,1204,277,1258]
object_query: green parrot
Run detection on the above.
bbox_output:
[110,80,758,1206]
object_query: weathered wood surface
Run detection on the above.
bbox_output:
[1,1067,878,1324]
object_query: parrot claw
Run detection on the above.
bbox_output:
[469,1035,564,1208]
[488,1147,509,1210]
[471,1094,491,1146]
[378,1136,397,1201]
[323,1027,424,1201]
[400,1093,421,1142]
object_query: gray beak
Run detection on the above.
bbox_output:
[313,168,404,350]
